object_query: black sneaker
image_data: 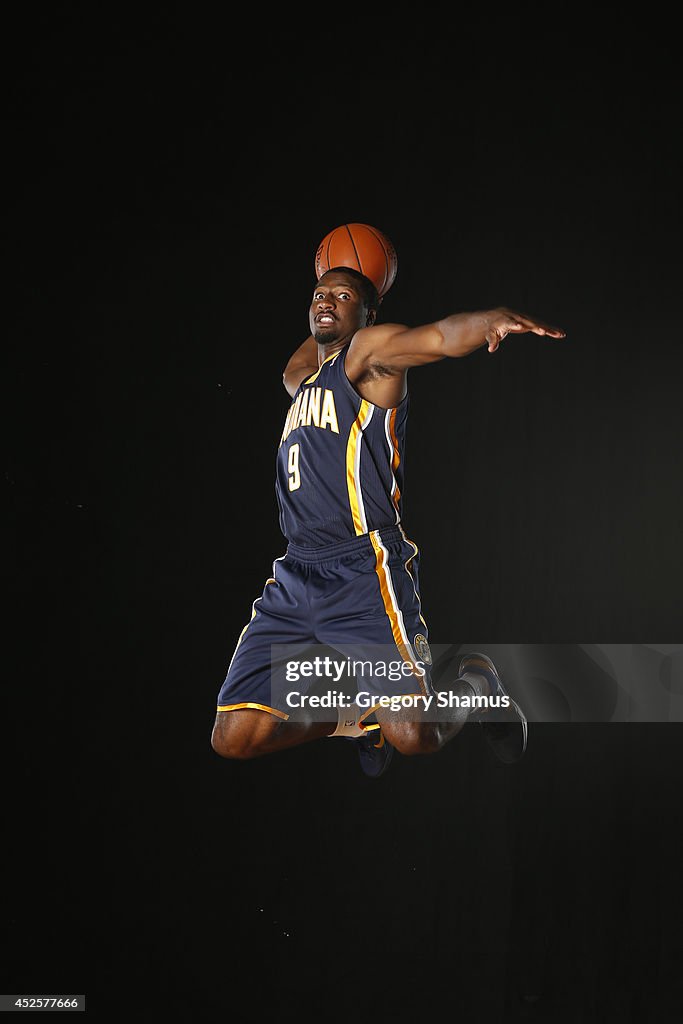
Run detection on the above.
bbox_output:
[357,726,394,778]
[459,652,528,764]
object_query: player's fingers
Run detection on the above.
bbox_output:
[511,321,566,339]
[487,316,565,351]
[504,312,566,337]
[529,324,566,337]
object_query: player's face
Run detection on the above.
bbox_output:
[309,272,370,344]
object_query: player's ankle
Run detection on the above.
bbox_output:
[459,671,492,699]
[436,674,492,722]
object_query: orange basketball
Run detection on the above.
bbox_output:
[314,223,398,298]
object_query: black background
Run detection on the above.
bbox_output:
[5,7,683,1022]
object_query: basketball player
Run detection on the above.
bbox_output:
[211,267,565,776]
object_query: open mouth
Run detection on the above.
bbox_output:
[315,313,337,326]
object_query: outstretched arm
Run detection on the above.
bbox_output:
[350,308,566,372]
[283,336,318,398]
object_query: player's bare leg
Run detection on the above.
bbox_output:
[212,674,483,762]
[211,708,335,760]
[357,657,527,774]
[211,654,526,770]
[210,707,452,761]
[374,681,475,755]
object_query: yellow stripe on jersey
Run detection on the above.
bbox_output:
[388,409,401,472]
[385,407,401,518]
[369,531,428,693]
[302,350,341,386]
[398,525,428,629]
[346,400,372,535]
[216,701,290,720]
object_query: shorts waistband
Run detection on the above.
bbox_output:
[286,527,405,564]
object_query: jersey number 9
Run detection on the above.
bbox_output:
[288,444,301,491]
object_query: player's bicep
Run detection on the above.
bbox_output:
[354,323,448,370]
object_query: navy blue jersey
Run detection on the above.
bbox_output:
[276,344,408,548]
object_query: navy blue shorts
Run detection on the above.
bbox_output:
[216,526,433,721]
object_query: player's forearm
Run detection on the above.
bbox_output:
[434,312,496,358]
[359,307,563,373]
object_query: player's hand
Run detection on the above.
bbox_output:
[484,308,566,353]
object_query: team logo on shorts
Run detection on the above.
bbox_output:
[414,634,432,665]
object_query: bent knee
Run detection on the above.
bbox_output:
[211,729,256,760]
[211,710,281,760]
[384,721,442,757]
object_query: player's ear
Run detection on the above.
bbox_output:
[366,309,377,327]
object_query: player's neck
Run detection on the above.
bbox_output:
[317,337,352,363]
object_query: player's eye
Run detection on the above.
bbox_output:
[338,292,351,300]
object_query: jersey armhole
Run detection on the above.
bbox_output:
[340,345,409,412]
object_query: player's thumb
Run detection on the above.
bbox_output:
[486,331,501,353]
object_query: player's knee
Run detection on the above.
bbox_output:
[210,713,271,760]
[385,721,442,757]
[211,728,254,760]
